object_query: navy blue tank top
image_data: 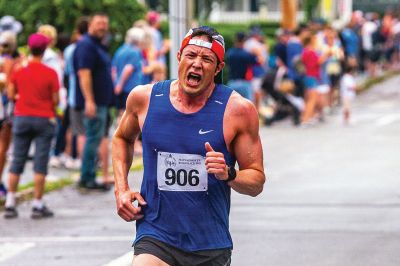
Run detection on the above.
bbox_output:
[135,80,235,251]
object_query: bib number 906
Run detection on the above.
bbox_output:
[165,168,200,186]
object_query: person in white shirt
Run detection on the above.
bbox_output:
[340,64,357,124]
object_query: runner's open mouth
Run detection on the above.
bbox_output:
[187,72,202,86]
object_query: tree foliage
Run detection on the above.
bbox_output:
[303,0,320,21]
[0,0,147,51]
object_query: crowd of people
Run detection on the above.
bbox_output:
[1,9,399,219]
[0,11,169,218]
[226,10,400,127]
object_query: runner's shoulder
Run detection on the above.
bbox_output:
[226,91,258,120]
[126,84,154,111]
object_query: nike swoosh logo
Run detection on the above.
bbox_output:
[155,94,164,96]
[215,100,223,104]
[199,129,214,135]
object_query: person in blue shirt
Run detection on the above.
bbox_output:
[112,26,266,266]
[73,13,113,191]
[112,27,144,117]
[340,23,360,66]
[226,32,257,100]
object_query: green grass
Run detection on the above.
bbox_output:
[0,177,74,210]
[16,177,74,192]
[358,70,400,94]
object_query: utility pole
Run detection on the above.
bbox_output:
[281,0,298,30]
[169,0,193,79]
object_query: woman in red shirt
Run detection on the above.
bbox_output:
[301,34,329,124]
[4,33,59,219]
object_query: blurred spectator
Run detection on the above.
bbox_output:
[39,24,77,171]
[0,30,21,199]
[4,33,59,219]
[112,27,144,116]
[0,16,22,34]
[361,13,379,76]
[340,21,361,69]
[38,25,64,86]
[381,11,395,69]
[286,27,307,98]
[392,18,400,67]
[50,16,90,171]
[146,11,169,66]
[73,13,113,190]
[226,31,257,100]
[244,26,268,111]
[301,34,329,125]
[274,28,291,67]
[321,27,344,111]
[134,20,158,84]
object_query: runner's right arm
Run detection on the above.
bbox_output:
[112,85,150,222]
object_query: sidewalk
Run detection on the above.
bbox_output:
[0,155,143,208]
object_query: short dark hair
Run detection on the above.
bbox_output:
[30,47,45,56]
[235,32,246,43]
[76,16,89,34]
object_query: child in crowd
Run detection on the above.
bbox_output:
[340,63,357,124]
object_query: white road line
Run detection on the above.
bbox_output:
[375,115,399,127]
[0,242,35,262]
[0,236,132,242]
[103,251,132,266]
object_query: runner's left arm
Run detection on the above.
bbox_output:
[205,95,265,196]
[226,97,266,196]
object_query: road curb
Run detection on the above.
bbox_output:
[357,70,400,94]
[0,156,143,210]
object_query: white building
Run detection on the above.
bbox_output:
[208,0,305,23]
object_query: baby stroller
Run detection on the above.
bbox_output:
[261,66,304,126]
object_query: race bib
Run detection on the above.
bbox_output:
[157,151,208,191]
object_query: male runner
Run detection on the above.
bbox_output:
[112,26,266,266]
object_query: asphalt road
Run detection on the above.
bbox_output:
[1,75,400,266]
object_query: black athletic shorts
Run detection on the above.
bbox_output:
[134,237,232,266]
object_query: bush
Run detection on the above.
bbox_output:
[0,0,146,53]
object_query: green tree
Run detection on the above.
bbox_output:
[304,0,320,21]
[0,0,146,51]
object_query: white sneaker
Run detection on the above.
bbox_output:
[64,158,81,170]
[49,156,63,168]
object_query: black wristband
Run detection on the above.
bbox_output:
[225,165,237,182]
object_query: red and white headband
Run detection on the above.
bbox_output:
[180,28,225,62]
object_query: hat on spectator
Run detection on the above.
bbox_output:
[146,11,160,25]
[28,33,50,52]
[0,16,22,34]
